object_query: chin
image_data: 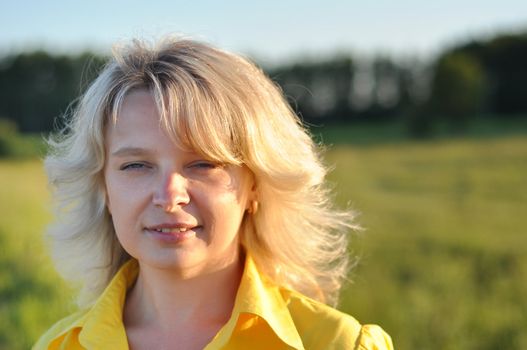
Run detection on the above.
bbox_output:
[139,249,210,276]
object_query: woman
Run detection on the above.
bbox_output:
[34,37,393,349]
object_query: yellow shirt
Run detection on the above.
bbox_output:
[33,256,393,350]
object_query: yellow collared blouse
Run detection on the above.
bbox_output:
[33,256,393,349]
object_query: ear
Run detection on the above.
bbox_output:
[250,179,257,197]
[246,171,258,205]
[245,172,259,214]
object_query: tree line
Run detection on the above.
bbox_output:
[0,31,526,136]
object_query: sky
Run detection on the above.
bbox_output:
[1,0,526,64]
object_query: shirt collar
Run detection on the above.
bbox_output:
[76,256,304,349]
[206,254,304,349]
[78,259,138,348]
[230,255,304,350]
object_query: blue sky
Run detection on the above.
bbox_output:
[1,0,526,64]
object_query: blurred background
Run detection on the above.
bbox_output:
[1,1,526,349]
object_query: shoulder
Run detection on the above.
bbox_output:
[32,309,88,350]
[354,324,394,350]
[32,260,137,349]
[281,289,393,350]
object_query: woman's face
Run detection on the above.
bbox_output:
[104,89,253,277]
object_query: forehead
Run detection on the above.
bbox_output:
[106,83,242,165]
[114,89,159,125]
[105,89,168,148]
[105,89,218,161]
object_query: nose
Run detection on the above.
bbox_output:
[152,171,190,212]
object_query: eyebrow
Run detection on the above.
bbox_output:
[110,147,154,157]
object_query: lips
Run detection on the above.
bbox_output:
[145,223,199,232]
[144,223,200,243]
[152,227,191,233]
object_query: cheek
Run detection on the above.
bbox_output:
[105,175,148,224]
[106,171,142,199]
[206,192,246,229]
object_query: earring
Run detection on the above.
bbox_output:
[248,200,259,214]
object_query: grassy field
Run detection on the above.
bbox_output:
[0,133,526,349]
[329,135,527,349]
[0,161,73,349]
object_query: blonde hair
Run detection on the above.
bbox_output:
[45,36,357,308]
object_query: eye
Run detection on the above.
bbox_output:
[120,162,151,171]
[190,161,218,169]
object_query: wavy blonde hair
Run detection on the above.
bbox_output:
[45,36,357,308]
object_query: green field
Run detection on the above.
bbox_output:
[0,161,73,349]
[1,134,526,349]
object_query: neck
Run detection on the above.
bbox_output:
[124,253,244,332]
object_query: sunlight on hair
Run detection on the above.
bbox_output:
[45,36,359,308]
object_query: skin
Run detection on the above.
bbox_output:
[104,89,255,349]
